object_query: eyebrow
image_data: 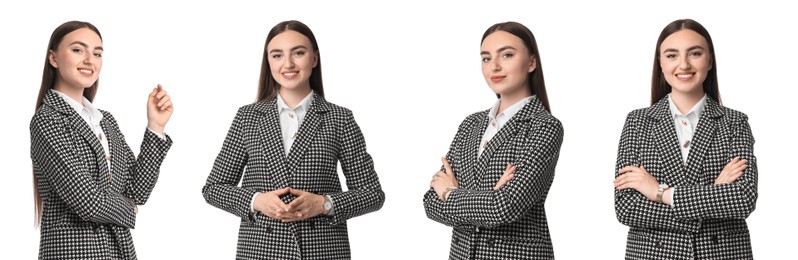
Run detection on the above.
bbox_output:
[69,41,103,51]
[269,45,309,54]
[481,46,517,55]
[662,45,705,53]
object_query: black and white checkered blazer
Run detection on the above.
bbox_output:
[423,96,564,260]
[30,90,173,260]
[202,93,384,259]
[615,97,757,259]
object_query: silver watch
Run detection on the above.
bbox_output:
[656,183,669,203]
[323,195,333,215]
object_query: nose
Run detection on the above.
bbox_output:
[678,56,692,70]
[284,57,296,68]
[490,58,501,72]
[82,53,93,65]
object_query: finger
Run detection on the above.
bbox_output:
[149,86,158,98]
[157,95,171,107]
[640,164,647,173]
[441,157,454,176]
[155,88,168,99]
[287,196,306,210]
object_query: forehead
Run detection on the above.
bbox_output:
[60,28,102,47]
[660,29,708,50]
[481,30,526,52]
[267,30,313,50]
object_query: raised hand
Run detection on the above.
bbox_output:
[146,84,173,134]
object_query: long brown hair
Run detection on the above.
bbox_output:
[651,19,720,105]
[34,21,102,228]
[256,20,324,102]
[481,21,551,113]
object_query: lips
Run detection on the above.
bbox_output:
[77,67,94,76]
[490,75,506,83]
[675,73,695,81]
[282,71,298,79]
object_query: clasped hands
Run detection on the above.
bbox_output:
[613,157,747,203]
[430,157,517,201]
[253,188,326,222]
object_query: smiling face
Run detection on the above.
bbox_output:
[267,30,318,94]
[659,29,712,96]
[480,31,536,99]
[48,27,103,93]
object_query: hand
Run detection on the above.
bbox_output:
[430,157,459,201]
[715,157,747,185]
[614,165,660,202]
[494,164,517,190]
[134,205,138,214]
[253,188,291,220]
[146,84,173,134]
[279,188,326,222]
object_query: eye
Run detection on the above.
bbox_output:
[271,54,282,59]
[689,51,703,57]
[71,47,83,53]
[93,52,103,58]
[481,57,491,63]
[502,53,514,59]
[294,50,306,57]
[664,53,677,60]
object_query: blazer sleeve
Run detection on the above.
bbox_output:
[202,108,259,219]
[30,115,136,228]
[614,112,701,233]
[422,115,473,228]
[326,110,385,225]
[105,113,172,205]
[672,113,758,220]
[426,117,564,228]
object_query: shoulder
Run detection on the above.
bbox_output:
[318,99,353,118]
[30,104,65,129]
[719,105,749,123]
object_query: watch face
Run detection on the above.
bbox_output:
[324,201,332,210]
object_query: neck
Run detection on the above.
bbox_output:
[279,86,312,109]
[54,83,86,106]
[670,89,704,115]
[497,86,532,114]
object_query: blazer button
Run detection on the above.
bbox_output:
[453,237,460,245]
[310,222,316,230]
[655,241,663,248]
[93,225,101,234]
[711,235,719,245]
[487,238,495,247]
[264,226,272,233]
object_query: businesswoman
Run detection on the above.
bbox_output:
[30,21,173,259]
[202,20,384,259]
[613,19,757,259]
[423,21,564,259]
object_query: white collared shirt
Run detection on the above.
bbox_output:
[667,94,707,163]
[53,90,111,172]
[276,91,315,155]
[478,95,535,157]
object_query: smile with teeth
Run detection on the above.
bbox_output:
[676,73,695,80]
[282,71,298,78]
[78,68,93,75]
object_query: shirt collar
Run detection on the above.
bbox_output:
[276,90,315,113]
[52,89,103,119]
[488,95,535,121]
[667,93,706,118]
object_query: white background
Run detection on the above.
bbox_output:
[2,1,795,259]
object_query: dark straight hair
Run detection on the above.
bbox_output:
[33,21,103,228]
[256,20,324,102]
[481,21,551,113]
[651,19,720,105]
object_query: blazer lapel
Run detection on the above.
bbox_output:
[646,98,693,185]
[285,94,328,176]
[100,114,123,187]
[474,98,539,185]
[44,91,111,188]
[461,112,488,189]
[684,98,724,182]
[254,99,292,188]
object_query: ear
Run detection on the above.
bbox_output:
[528,55,537,73]
[48,50,58,68]
[313,51,319,68]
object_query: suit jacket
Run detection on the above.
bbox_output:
[30,90,172,260]
[202,93,385,260]
[615,97,757,259]
[423,97,564,260]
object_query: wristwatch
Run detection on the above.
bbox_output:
[323,195,334,215]
[656,183,669,203]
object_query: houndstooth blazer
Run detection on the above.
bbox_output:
[615,97,757,259]
[423,96,564,260]
[202,93,384,260]
[30,90,172,260]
